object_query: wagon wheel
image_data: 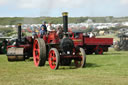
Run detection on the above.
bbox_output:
[33,38,46,67]
[74,48,86,68]
[48,48,60,70]
[95,46,103,54]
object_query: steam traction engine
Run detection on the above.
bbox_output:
[114,33,128,51]
[6,24,33,61]
[33,12,86,69]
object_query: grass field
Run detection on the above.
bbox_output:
[0,48,128,85]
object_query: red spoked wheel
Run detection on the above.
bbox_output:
[95,46,103,54]
[74,48,86,68]
[33,38,46,67]
[48,48,60,70]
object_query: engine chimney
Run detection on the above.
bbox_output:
[62,12,68,33]
[18,23,22,42]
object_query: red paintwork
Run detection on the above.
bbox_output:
[37,31,60,44]
[70,32,113,54]
[71,33,83,47]
[7,44,32,49]
[70,32,113,46]
[46,31,60,44]
[84,38,113,45]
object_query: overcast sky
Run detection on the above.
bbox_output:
[0,0,128,17]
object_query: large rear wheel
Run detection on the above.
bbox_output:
[48,48,60,70]
[33,38,46,66]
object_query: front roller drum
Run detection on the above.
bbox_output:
[7,48,25,61]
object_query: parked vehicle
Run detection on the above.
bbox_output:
[70,32,113,54]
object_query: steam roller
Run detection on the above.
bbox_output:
[6,23,33,61]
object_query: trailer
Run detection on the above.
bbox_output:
[70,32,113,54]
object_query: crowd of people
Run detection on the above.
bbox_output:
[32,21,95,38]
[32,21,63,38]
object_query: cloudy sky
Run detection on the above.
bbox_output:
[0,0,128,17]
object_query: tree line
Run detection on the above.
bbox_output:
[0,16,128,25]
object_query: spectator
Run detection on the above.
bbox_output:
[32,29,38,38]
[47,22,55,31]
[56,25,63,39]
[40,21,47,32]
[89,32,95,38]
[56,25,63,35]
[40,26,45,38]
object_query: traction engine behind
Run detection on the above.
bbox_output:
[6,24,33,61]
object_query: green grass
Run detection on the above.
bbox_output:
[0,48,128,85]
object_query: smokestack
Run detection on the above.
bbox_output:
[18,23,22,42]
[62,12,68,33]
